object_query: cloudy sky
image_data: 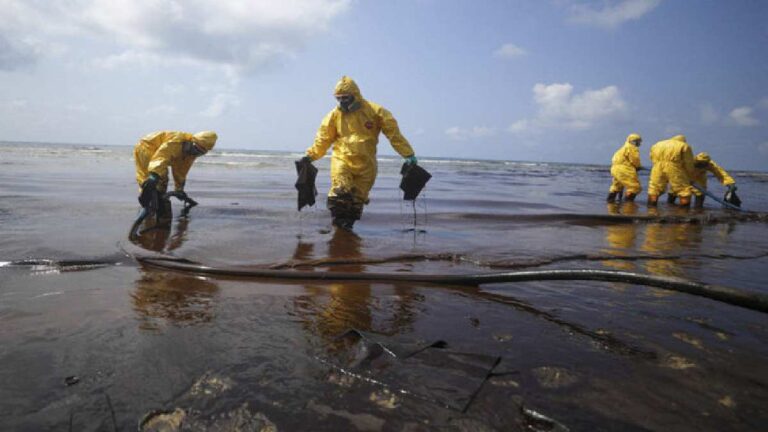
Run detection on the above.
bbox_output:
[1,0,767,170]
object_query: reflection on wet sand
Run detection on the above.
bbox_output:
[130,216,191,253]
[602,204,718,280]
[132,271,220,330]
[294,229,422,345]
[641,207,705,279]
[129,215,220,330]
[602,202,640,272]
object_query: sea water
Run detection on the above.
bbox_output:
[1,142,767,430]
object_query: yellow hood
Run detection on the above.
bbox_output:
[192,131,218,151]
[334,76,363,100]
[695,152,711,163]
[671,134,687,143]
[626,133,642,145]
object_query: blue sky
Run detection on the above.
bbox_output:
[1,0,767,170]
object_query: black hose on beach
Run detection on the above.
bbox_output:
[136,257,768,314]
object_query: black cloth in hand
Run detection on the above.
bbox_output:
[400,163,432,201]
[295,157,318,211]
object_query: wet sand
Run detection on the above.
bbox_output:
[1,143,768,430]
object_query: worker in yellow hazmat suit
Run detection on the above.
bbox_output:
[647,135,695,207]
[690,152,737,208]
[134,130,217,218]
[301,76,417,229]
[607,133,643,202]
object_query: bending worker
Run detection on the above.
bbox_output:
[647,134,696,207]
[690,152,737,208]
[134,130,217,219]
[300,76,418,230]
[607,133,643,202]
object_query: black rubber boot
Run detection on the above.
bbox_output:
[606,192,617,203]
[328,193,362,230]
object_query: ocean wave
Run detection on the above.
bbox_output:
[196,160,281,169]
[211,152,302,159]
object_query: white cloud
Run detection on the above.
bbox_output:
[163,84,186,95]
[10,99,29,109]
[445,126,497,141]
[93,50,173,70]
[699,104,719,125]
[568,0,662,29]
[494,43,526,59]
[509,82,626,132]
[65,104,89,112]
[200,93,240,118]
[0,35,38,70]
[0,0,351,74]
[508,119,529,133]
[729,106,760,126]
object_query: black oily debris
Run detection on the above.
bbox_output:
[400,163,432,201]
[295,158,318,211]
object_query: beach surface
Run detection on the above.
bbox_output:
[2,142,768,431]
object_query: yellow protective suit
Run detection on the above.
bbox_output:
[647,135,695,198]
[609,134,642,195]
[133,130,217,192]
[305,76,415,204]
[691,152,735,195]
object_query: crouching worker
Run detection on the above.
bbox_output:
[299,76,417,230]
[689,152,737,208]
[607,133,643,202]
[647,135,695,207]
[134,131,217,221]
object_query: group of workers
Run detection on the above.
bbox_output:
[133,76,417,230]
[608,133,737,208]
[133,76,739,234]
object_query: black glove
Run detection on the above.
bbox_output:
[298,156,313,165]
[138,173,160,208]
[727,184,737,193]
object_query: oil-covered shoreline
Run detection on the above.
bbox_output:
[2,143,768,431]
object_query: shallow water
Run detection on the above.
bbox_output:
[1,142,768,431]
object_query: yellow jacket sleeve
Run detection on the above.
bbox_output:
[147,132,193,180]
[682,144,696,179]
[628,145,641,168]
[172,157,195,191]
[377,107,414,157]
[708,160,735,185]
[306,110,338,161]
